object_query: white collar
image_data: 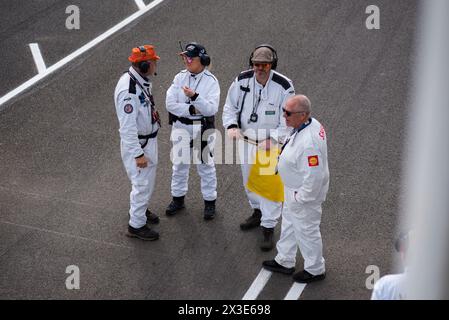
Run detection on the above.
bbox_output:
[188,68,206,79]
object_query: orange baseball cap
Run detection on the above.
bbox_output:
[128,45,160,63]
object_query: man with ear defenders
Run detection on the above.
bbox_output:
[114,45,161,241]
[222,44,295,251]
[165,42,220,220]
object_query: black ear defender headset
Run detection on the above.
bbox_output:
[185,42,211,66]
[249,44,278,70]
[138,46,150,73]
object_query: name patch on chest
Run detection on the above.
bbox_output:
[265,110,276,115]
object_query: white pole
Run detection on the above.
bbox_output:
[403,0,449,299]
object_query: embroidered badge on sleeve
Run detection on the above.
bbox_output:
[124,104,133,114]
[308,155,319,167]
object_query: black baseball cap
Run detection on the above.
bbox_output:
[180,43,206,58]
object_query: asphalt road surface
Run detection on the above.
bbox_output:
[0,0,418,299]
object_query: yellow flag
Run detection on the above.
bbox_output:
[246,147,284,202]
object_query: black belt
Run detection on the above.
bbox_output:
[138,130,158,149]
[174,116,203,125]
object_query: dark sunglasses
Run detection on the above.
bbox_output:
[282,107,305,117]
[253,63,270,68]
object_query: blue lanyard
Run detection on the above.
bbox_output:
[279,118,312,155]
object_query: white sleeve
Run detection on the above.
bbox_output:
[296,145,325,204]
[166,75,191,118]
[371,278,385,300]
[115,90,143,158]
[191,78,220,116]
[271,82,295,143]
[222,78,241,129]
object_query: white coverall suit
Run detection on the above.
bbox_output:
[276,118,329,275]
[166,69,220,201]
[371,272,407,300]
[222,69,295,228]
[114,67,160,228]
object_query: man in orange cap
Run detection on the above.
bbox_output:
[113,45,161,241]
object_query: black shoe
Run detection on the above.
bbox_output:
[146,209,159,224]
[260,227,274,251]
[165,196,185,216]
[292,270,326,283]
[127,225,159,241]
[240,209,261,230]
[204,200,216,220]
[262,259,295,275]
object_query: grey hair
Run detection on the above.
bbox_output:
[289,94,312,114]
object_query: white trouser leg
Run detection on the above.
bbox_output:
[259,197,282,228]
[276,187,325,274]
[121,139,158,229]
[238,140,260,209]
[275,199,298,268]
[197,162,217,201]
[171,163,190,197]
[197,129,217,201]
[170,126,193,197]
[295,202,325,275]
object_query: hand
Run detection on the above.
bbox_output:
[227,128,242,140]
[259,138,277,150]
[182,86,195,98]
[136,156,149,168]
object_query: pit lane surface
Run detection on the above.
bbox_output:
[0,0,417,299]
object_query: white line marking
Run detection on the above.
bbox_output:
[29,43,47,74]
[0,0,165,108]
[134,0,146,10]
[284,282,307,300]
[242,268,272,300]
[0,220,133,249]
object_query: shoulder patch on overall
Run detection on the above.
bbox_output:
[272,73,291,90]
[129,77,136,94]
[238,70,254,81]
[204,71,217,82]
[124,104,133,114]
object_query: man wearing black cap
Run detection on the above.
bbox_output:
[222,44,295,251]
[165,42,220,220]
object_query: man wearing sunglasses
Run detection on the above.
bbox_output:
[165,42,220,220]
[222,44,295,251]
[262,95,329,283]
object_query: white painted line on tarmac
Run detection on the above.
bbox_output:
[0,0,165,108]
[242,268,272,300]
[284,282,307,300]
[0,220,133,249]
[134,0,146,10]
[29,43,47,74]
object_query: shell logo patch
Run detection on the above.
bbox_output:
[124,104,133,114]
[308,155,319,167]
